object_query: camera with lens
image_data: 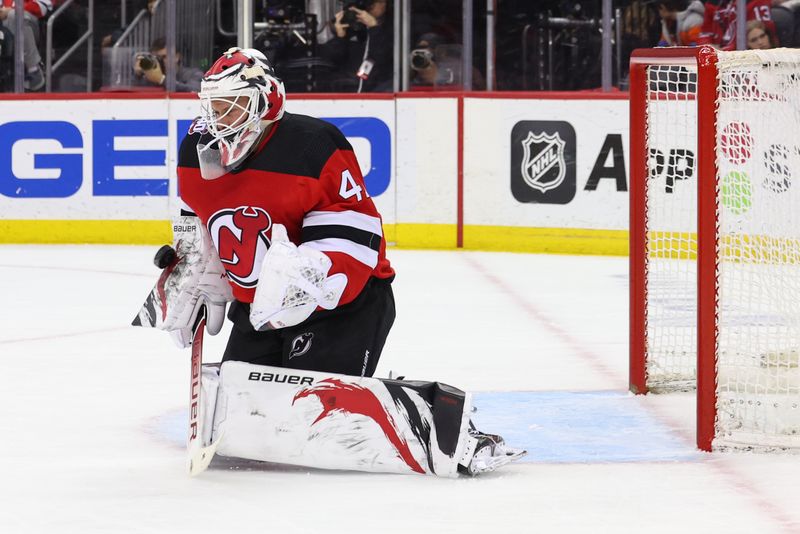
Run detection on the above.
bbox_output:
[255,0,315,65]
[339,0,371,36]
[410,48,434,70]
[136,53,161,71]
[410,33,442,71]
[265,0,302,22]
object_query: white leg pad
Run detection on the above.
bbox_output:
[189,364,223,475]
[207,361,473,477]
[200,365,221,447]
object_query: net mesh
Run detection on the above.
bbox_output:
[644,63,699,392]
[714,50,800,449]
[644,49,800,450]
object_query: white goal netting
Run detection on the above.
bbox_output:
[644,61,699,392]
[644,49,800,450]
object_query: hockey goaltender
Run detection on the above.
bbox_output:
[133,47,525,477]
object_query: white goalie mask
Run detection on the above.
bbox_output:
[197,47,286,174]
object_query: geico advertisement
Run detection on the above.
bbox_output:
[0,98,395,221]
[464,97,631,230]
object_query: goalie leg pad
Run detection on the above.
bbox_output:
[208,361,474,477]
[188,362,223,476]
[198,363,221,447]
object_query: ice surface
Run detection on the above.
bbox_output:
[1,246,798,534]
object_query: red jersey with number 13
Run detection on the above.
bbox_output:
[698,0,777,50]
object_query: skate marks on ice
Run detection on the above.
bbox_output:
[147,389,701,470]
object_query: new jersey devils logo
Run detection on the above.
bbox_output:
[288,333,314,359]
[207,206,272,287]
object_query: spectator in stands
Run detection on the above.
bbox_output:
[771,0,799,48]
[409,32,485,90]
[0,0,52,91]
[318,0,393,93]
[657,0,705,46]
[698,0,778,50]
[619,0,661,89]
[622,0,661,48]
[133,37,203,92]
[746,19,776,48]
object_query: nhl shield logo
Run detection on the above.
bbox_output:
[520,131,567,193]
[511,120,576,204]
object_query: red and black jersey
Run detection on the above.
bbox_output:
[698,0,777,50]
[2,0,52,18]
[178,112,394,306]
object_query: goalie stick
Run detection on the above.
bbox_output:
[131,245,220,475]
[187,305,220,476]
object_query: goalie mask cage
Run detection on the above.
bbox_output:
[629,46,800,452]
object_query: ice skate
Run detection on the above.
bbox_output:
[458,429,526,476]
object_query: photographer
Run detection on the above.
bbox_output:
[409,32,484,91]
[318,0,392,92]
[133,37,203,92]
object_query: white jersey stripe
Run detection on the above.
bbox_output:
[177,197,195,216]
[303,210,383,236]
[302,238,379,269]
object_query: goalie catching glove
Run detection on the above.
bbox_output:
[250,224,347,330]
[164,217,233,346]
[133,216,233,348]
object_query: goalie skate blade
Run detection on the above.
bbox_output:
[468,449,527,476]
[189,437,221,476]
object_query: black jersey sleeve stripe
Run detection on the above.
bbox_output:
[301,224,382,252]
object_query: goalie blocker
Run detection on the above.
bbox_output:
[196,360,526,476]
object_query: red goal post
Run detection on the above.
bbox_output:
[629,46,800,452]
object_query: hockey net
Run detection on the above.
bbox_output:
[630,47,800,451]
